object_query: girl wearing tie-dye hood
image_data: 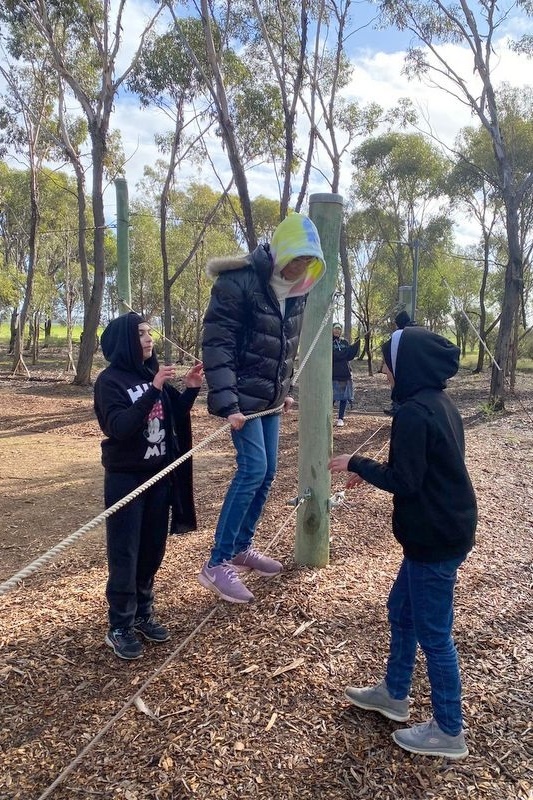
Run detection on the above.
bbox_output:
[199,213,325,604]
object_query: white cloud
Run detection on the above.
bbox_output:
[2,3,533,250]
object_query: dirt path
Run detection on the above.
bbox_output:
[0,369,532,800]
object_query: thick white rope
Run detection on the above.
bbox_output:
[0,407,278,598]
[34,500,307,800]
[0,298,336,598]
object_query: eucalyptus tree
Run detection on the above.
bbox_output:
[345,208,396,373]
[2,0,165,384]
[166,1,288,247]
[448,129,503,372]
[0,53,55,370]
[128,200,164,322]
[442,249,486,356]
[242,0,312,219]
[351,131,451,304]
[164,182,243,357]
[250,195,281,241]
[128,181,242,358]
[375,0,533,407]
[448,84,533,375]
[296,0,384,337]
[128,18,221,358]
[0,163,25,333]
[38,169,84,369]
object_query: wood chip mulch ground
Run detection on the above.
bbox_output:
[0,367,532,800]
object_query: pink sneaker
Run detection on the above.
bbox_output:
[197,561,254,604]
[231,547,283,577]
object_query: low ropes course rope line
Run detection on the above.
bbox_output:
[35,506,308,800]
[0,295,336,599]
[28,295,370,799]
[18,289,513,798]
[0,408,272,599]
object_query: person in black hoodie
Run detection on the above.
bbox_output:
[94,312,203,660]
[329,326,477,759]
[383,310,416,416]
[332,323,360,427]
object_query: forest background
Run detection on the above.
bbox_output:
[1,0,533,406]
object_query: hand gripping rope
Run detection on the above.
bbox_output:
[0,294,337,598]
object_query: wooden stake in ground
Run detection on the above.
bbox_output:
[295,192,343,567]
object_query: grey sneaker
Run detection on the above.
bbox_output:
[392,718,468,759]
[231,547,282,577]
[198,561,254,603]
[134,615,170,643]
[105,627,143,660]
[344,680,410,722]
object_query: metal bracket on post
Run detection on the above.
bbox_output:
[328,490,345,511]
[287,487,312,507]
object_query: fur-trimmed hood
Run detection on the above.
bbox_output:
[206,252,251,280]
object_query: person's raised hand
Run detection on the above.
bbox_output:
[184,362,204,388]
[153,364,176,390]
[328,454,351,473]
[346,473,365,489]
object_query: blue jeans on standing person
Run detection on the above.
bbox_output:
[385,555,466,735]
[209,413,281,566]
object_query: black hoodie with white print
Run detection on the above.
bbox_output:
[94,312,198,533]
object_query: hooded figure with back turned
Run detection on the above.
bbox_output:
[329,325,477,760]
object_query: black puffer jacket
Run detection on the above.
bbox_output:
[202,245,308,417]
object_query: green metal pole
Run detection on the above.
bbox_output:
[294,193,344,567]
[115,178,131,314]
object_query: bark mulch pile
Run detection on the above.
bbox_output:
[0,367,532,800]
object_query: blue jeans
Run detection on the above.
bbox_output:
[209,414,280,566]
[385,555,466,735]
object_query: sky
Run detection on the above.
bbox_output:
[2,1,533,248]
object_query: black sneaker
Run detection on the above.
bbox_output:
[105,627,143,660]
[134,615,170,643]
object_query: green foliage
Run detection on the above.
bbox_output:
[127,20,207,107]
[350,131,452,300]
[251,196,281,239]
[126,182,242,340]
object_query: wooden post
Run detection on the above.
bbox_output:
[115,178,131,314]
[294,193,344,566]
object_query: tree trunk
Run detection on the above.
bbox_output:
[161,109,183,364]
[339,222,352,338]
[489,199,523,409]
[9,309,17,353]
[74,127,106,385]
[199,0,256,248]
[474,233,490,374]
[12,163,39,370]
